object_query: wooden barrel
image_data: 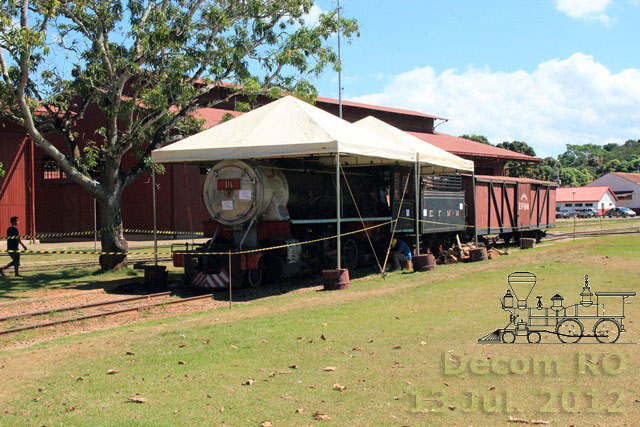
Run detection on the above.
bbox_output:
[520,238,536,249]
[469,247,488,262]
[322,269,350,290]
[413,254,436,272]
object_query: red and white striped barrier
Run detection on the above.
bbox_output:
[191,270,230,289]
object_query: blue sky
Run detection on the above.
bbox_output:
[308,0,640,158]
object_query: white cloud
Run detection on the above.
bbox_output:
[303,4,324,27]
[351,53,640,157]
[555,0,612,24]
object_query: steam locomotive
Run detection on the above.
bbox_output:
[172,158,557,289]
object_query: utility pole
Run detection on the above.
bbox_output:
[337,0,342,119]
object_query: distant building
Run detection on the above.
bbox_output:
[587,173,640,213]
[556,186,617,215]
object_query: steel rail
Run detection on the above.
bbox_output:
[20,255,173,273]
[0,293,214,336]
[0,291,172,322]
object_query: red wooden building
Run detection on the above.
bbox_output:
[0,95,539,237]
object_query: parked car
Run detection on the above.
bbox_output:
[605,207,637,218]
[576,208,599,218]
[556,211,576,219]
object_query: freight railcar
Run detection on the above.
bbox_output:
[172,159,557,289]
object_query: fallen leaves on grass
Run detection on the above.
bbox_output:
[393,345,402,349]
[243,378,255,386]
[352,346,363,351]
[126,397,146,404]
[295,408,304,414]
[289,364,299,369]
[313,411,331,420]
[107,369,120,375]
[323,367,336,372]
[178,361,187,365]
[125,351,135,356]
[320,334,326,340]
[420,341,426,346]
[508,415,550,425]
[332,383,346,391]
[260,339,268,344]
[230,344,238,349]
[268,370,292,378]
[260,422,273,427]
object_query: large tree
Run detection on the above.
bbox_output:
[0,0,357,269]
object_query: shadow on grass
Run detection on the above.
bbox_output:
[0,267,143,300]
[206,266,383,304]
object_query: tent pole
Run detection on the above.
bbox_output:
[336,152,341,270]
[414,155,420,256]
[152,167,158,266]
[472,170,478,245]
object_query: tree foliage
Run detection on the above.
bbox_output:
[0,0,358,269]
[460,135,640,186]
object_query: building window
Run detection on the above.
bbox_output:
[565,203,573,207]
[575,203,583,207]
[42,158,67,180]
[585,203,593,207]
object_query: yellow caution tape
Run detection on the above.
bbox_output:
[1,229,204,240]
[0,220,396,257]
[399,217,476,229]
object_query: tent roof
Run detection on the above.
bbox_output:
[152,96,417,166]
[353,116,474,174]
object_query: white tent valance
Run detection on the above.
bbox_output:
[152,95,416,166]
[353,116,474,174]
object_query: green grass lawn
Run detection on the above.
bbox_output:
[0,235,638,426]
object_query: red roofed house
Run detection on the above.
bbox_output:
[556,187,617,215]
[587,172,640,214]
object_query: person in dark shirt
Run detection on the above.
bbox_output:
[391,238,413,271]
[1,216,27,277]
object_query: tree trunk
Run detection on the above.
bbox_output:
[99,192,128,271]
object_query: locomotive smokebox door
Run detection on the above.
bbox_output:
[203,160,290,227]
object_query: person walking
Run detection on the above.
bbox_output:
[1,216,27,277]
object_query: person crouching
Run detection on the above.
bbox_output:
[391,238,412,271]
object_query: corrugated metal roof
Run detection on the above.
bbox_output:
[474,175,557,186]
[195,108,243,129]
[611,172,640,186]
[408,132,541,162]
[315,97,446,120]
[556,186,617,202]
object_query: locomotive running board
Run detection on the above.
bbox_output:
[478,329,503,344]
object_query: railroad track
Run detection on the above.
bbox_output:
[545,226,640,241]
[19,254,173,272]
[0,290,214,336]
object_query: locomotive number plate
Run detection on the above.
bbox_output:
[217,179,241,190]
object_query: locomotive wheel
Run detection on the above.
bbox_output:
[555,318,584,343]
[341,238,359,271]
[244,268,263,288]
[502,331,516,344]
[527,331,542,344]
[593,318,621,344]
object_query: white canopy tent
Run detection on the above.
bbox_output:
[353,116,474,174]
[152,95,417,166]
[150,95,476,270]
